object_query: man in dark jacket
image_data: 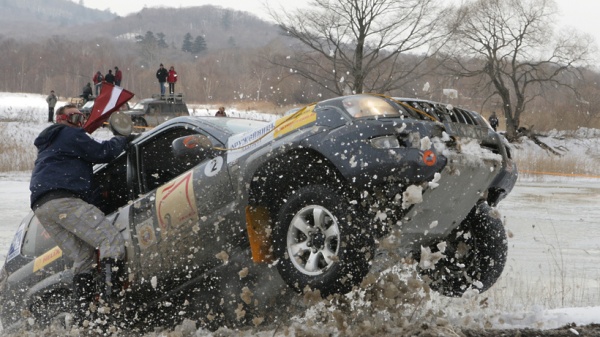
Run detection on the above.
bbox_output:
[45,90,58,122]
[104,69,115,85]
[489,111,499,131]
[30,104,130,325]
[156,63,168,96]
[81,82,93,101]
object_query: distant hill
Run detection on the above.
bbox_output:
[0,0,116,39]
[79,6,282,50]
[0,0,282,50]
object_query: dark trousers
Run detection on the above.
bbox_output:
[48,107,54,122]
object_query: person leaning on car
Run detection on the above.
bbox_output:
[29,104,133,324]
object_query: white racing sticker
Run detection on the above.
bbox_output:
[205,156,224,177]
[226,122,275,163]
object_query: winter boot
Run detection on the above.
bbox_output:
[72,273,95,326]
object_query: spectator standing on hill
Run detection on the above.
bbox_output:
[215,106,227,117]
[93,71,103,96]
[156,63,168,96]
[114,67,122,86]
[489,111,499,131]
[45,90,58,123]
[167,66,178,95]
[104,69,115,85]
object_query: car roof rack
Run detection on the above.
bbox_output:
[151,93,185,103]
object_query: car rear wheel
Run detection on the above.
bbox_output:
[417,202,507,297]
[273,185,374,297]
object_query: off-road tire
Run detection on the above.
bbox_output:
[418,202,507,297]
[273,185,374,297]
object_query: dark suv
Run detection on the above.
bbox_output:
[123,94,190,129]
[0,94,517,332]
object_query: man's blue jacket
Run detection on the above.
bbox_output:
[30,124,127,208]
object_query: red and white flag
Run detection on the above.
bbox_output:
[83,82,135,133]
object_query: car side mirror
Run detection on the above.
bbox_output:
[172,134,215,161]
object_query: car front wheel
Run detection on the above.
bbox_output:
[417,202,507,297]
[273,185,374,297]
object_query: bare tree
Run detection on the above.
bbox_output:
[445,0,595,140]
[269,0,451,96]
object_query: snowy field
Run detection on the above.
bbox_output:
[1,92,600,335]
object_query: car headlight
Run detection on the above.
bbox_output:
[370,135,402,149]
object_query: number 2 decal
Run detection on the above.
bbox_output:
[204,156,223,177]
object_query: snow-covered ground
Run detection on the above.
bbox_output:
[1,92,599,335]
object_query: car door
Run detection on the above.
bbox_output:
[126,124,236,293]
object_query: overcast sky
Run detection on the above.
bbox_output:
[76,0,600,46]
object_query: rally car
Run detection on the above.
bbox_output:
[0,94,517,331]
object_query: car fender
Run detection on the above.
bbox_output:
[25,269,73,301]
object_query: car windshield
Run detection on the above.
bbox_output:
[202,117,268,134]
[342,95,402,118]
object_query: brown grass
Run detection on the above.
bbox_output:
[513,148,600,178]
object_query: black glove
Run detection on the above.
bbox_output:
[123,133,139,151]
[126,133,138,143]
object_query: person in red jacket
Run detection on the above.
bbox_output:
[114,66,122,86]
[92,71,103,96]
[167,66,178,95]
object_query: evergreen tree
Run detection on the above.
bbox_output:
[182,33,193,53]
[156,32,168,49]
[142,31,157,45]
[191,36,207,54]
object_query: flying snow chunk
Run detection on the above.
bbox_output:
[419,246,445,270]
[443,89,458,99]
[420,137,432,151]
[402,184,423,209]
[428,172,441,189]
[423,82,430,92]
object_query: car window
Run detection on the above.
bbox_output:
[199,117,268,134]
[131,101,148,110]
[92,155,130,215]
[21,215,57,258]
[139,127,207,193]
[148,104,160,114]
